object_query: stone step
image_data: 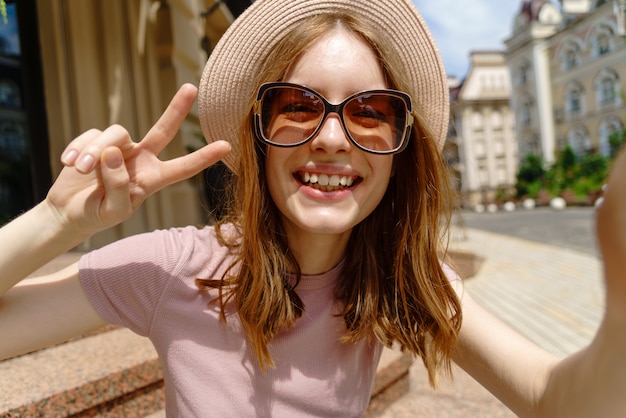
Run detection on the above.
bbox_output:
[1,328,412,416]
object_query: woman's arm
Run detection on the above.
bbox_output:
[0,263,106,360]
[452,287,557,417]
[535,147,626,416]
[454,149,626,417]
[0,84,230,359]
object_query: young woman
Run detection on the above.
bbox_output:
[1,0,625,416]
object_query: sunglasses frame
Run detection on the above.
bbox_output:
[253,82,414,155]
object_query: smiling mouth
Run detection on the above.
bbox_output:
[295,171,362,192]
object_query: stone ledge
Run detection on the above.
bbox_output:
[0,328,164,417]
[1,329,412,417]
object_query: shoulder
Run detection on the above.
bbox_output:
[80,224,236,278]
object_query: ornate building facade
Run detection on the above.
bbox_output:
[506,0,626,164]
[549,0,626,158]
[451,0,625,207]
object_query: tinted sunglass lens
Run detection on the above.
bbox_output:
[344,94,407,153]
[260,87,324,145]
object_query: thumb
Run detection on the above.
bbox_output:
[100,147,133,223]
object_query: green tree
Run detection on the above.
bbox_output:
[0,1,6,24]
[515,153,545,198]
[608,129,625,157]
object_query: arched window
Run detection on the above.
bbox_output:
[591,24,615,57]
[598,116,623,156]
[560,40,582,71]
[567,126,591,156]
[594,69,620,107]
[564,82,585,115]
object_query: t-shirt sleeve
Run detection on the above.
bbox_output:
[79,227,197,336]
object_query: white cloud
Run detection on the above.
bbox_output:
[413,0,521,78]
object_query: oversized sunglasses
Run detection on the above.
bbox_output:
[253,82,414,155]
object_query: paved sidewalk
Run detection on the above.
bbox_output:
[377,227,604,417]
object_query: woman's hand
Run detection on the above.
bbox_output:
[596,147,626,321]
[46,83,231,236]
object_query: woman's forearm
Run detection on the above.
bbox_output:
[0,200,89,296]
[536,316,626,417]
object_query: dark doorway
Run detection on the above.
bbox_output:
[0,0,50,225]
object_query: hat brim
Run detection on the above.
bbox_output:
[198,0,449,173]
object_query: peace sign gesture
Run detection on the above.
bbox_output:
[46,84,231,237]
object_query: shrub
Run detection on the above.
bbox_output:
[608,129,625,157]
[515,153,545,198]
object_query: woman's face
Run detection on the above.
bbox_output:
[265,28,394,246]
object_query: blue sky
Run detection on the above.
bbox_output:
[413,0,522,79]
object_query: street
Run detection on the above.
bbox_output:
[455,206,598,256]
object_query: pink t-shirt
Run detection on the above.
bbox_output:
[79,225,383,417]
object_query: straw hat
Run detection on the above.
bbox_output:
[198,0,449,173]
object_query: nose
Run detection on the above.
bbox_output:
[309,112,352,154]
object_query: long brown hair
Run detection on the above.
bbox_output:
[197,13,462,387]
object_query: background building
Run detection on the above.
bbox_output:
[450,0,626,208]
[505,0,562,165]
[506,0,626,163]
[549,0,626,158]
[452,52,518,207]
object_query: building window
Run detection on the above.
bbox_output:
[474,137,486,158]
[516,61,531,86]
[596,32,611,55]
[496,163,508,185]
[478,163,489,188]
[494,137,506,157]
[600,78,615,103]
[564,82,584,115]
[471,111,484,132]
[595,69,620,106]
[567,126,591,156]
[560,41,581,71]
[599,116,623,157]
[490,111,503,129]
[591,24,614,57]
[568,91,581,113]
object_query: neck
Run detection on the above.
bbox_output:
[286,230,351,275]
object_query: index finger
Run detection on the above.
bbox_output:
[141,83,198,155]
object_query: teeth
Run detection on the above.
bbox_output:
[299,171,356,189]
